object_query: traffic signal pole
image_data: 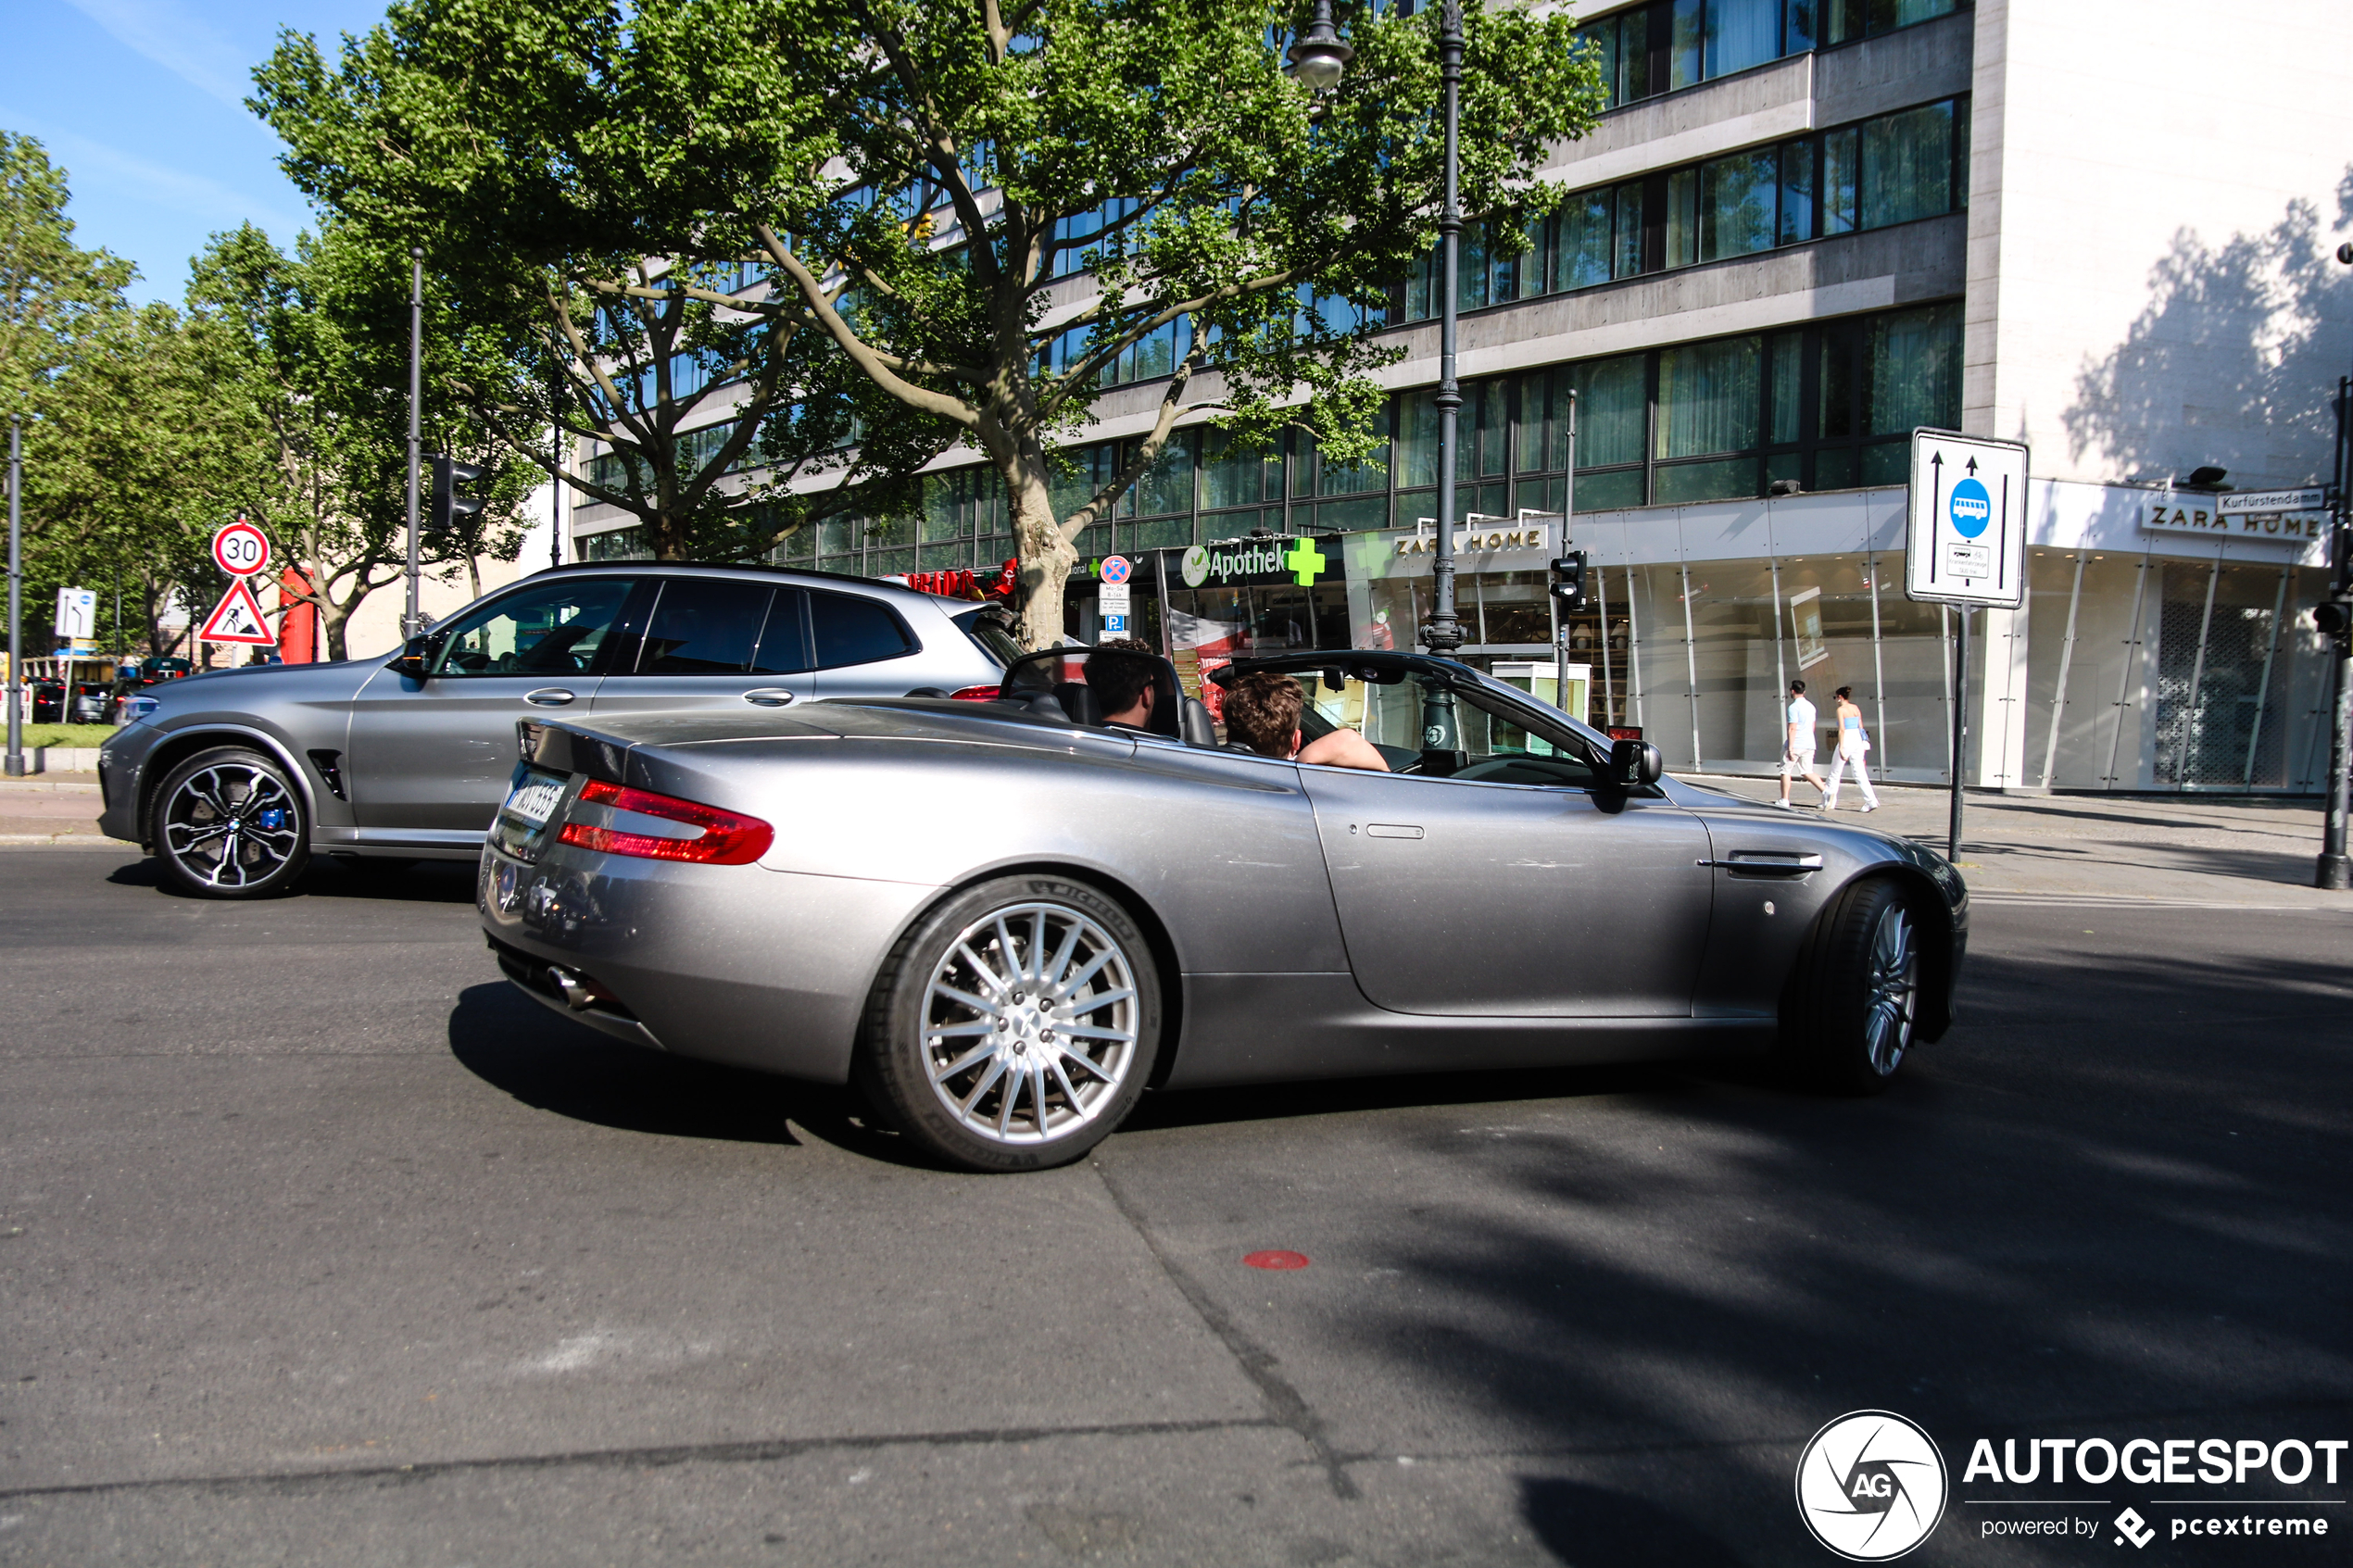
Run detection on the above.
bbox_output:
[6,416,21,777]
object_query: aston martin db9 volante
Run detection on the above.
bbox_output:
[95,564,1013,897]
[478,646,1967,1172]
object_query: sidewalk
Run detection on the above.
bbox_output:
[0,772,128,848]
[1692,773,2350,909]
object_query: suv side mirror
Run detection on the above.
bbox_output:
[1609,737,1663,789]
[387,634,434,681]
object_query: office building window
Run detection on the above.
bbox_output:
[1397,95,1966,320]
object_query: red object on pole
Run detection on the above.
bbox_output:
[276,567,318,663]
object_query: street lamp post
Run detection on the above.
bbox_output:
[1423,0,1466,666]
[1287,0,1354,90]
[1410,0,1469,769]
[404,246,424,637]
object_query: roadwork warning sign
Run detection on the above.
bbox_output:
[199,578,275,646]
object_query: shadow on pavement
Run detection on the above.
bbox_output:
[1519,1477,1749,1567]
[445,981,912,1161]
[103,854,480,904]
[1296,923,2353,1563]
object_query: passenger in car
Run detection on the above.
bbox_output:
[1091,640,1161,730]
[1223,671,1390,771]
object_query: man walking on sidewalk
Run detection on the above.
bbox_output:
[1824,684,1880,812]
[1777,679,1828,809]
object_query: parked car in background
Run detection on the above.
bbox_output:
[110,659,193,722]
[29,679,66,723]
[479,646,1968,1172]
[97,564,1014,897]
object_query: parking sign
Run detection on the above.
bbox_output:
[1906,430,2028,609]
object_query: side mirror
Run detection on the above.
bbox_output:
[1609,737,1664,789]
[387,634,434,681]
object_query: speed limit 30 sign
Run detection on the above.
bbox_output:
[212,519,271,578]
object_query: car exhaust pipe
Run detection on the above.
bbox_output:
[548,965,595,1011]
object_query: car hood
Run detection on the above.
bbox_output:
[131,657,384,720]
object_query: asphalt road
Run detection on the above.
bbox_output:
[1,848,2348,1567]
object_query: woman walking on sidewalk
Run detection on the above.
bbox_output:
[1824,685,1879,813]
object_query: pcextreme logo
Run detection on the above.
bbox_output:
[1796,1411,1949,1561]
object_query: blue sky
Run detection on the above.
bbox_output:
[1,0,389,306]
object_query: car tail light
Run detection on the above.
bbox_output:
[948,684,1000,701]
[557,778,774,865]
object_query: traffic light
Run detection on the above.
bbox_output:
[2316,599,2351,639]
[429,453,487,538]
[1550,551,1590,613]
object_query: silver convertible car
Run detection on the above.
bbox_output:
[95,563,1013,897]
[478,646,1967,1173]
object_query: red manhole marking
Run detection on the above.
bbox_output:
[1243,1250,1310,1271]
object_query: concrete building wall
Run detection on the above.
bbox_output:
[1969,0,2353,490]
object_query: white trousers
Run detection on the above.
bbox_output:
[1825,749,1879,808]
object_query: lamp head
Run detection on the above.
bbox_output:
[1288,3,1353,92]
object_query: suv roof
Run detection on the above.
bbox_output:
[533,559,984,608]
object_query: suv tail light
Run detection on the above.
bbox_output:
[557,778,774,865]
[948,684,1000,701]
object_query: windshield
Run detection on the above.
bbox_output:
[1222,661,1604,786]
[952,606,1020,669]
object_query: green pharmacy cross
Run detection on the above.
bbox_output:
[1284,537,1327,587]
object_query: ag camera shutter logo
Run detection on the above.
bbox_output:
[1796,1410,1948,1560]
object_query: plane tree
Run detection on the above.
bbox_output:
[257,0,1602,641]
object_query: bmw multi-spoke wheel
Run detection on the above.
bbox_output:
[858,876,1162,1172]
[1785,877,1920,1094]
[150,746,310,899]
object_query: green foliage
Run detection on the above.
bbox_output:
[253,0,950,562]
[175,221,535,656]
[254,0,1603,638]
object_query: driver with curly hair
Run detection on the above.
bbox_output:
[1222,670,1390,771]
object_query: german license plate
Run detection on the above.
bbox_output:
[501,772,566,828]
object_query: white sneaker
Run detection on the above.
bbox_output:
[1859,803,1879,813]
[1772,799,1794,809]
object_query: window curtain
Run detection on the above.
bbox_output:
[1867,303,1960,435]
[1202,429,1279,509]
[1706,0,1782,78]
[1397,388,1441,489]
[1861,101,1952,229]
[1570,354,1648,470]
[1554,190,1614,291]
[1657,335,1760,458]
[1700,149,1778,262]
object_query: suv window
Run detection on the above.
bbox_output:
[433,578,632,677]
[810,590,914,669]
[635,579,809,674]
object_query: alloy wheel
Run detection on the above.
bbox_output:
[918,901,1139,1146]
[1862,901,1919,1076]
[161,761,302,891]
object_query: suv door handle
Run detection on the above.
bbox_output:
[742,688,797,708]
[523,688,576,707]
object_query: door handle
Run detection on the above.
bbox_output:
[742,688,797,708]
[523,688,576,708]
[1365,822,1425,839]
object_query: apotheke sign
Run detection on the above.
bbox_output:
[1172,536,1340,590]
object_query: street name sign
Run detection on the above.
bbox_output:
[1906,430,2028,609]
[2217,487,2326,515]
[211,519,271,578]
[199,578,275,646]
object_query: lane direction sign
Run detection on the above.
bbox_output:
[199,578,276,646]
[212,519,271,578]
[1906,430,2028,609]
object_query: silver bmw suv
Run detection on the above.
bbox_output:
[97,563,1016,897]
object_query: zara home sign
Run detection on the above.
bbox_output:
[2144,492,2328,543]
